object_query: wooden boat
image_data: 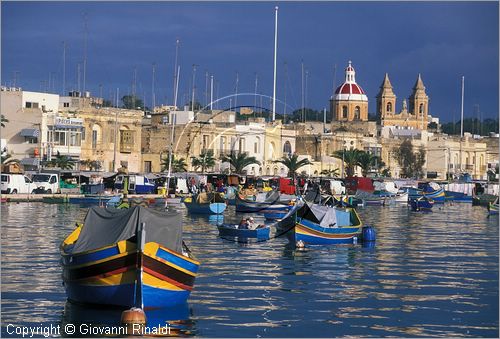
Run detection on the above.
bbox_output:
[68,194,118,205]
[264,211,288,220]
[405,182,445,203]
[488,197,499,215]
[235,190,281,212]
[410,196,434,211]
[293,203,363,245]
[60,206,199,308]
[184,192,226,214]
[217,224,271,239]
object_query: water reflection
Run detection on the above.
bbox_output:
[1,202,498,337]
[61,301,195,337]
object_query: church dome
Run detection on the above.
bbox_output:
[334,61,368,102]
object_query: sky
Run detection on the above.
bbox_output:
[1,1,499,122]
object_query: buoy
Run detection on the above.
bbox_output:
[361,226,376,242]
[296,240,305,249]
[121,307,146,331]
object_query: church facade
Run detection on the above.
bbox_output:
[376,73,430,130]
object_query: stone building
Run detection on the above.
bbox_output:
[78,107,143,173]
[377,73,429,130]
[330,61,369,123]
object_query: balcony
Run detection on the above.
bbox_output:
[120,143,133,153]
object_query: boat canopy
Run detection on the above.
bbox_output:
[299,203,352,227]
[69,206,182,254]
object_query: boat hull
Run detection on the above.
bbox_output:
[295,218,361,245]
[408,187,445,203]
[410,198,434,211]
[61,240,199,308]
[184,201,226,214]
[217,224,270,239]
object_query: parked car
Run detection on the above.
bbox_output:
[31,173,60,194]
[1,174,35,194]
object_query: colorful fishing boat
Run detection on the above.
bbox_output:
[184,192,226,214]
[264,211,288,220]
[60,206,199,308]
[410,196,434,211]
[488,197,499,215]
[293,203,363,245]
[405,182,445,203]
[217,224,271,240]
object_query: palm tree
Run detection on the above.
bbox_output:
[320,168,340,177]
[161,154,188,172]
[49,151,75,170]
[191,150,215,173]
[273,153,312,179]
[332,149,363,177]
[220,151,260,174]
[357,151,374,177]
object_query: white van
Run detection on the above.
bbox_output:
[31,173,60,193]
[1,174,35,194]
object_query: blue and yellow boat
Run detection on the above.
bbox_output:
[406,182,445,203]
[60,206,199,308]
[294,203,363,245]
[184,192,226,214]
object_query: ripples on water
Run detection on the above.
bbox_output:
[1,202,498,337]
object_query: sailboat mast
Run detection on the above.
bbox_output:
[459,76,464,173]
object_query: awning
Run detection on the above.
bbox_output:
[20,157,40,166]
[20,129,40,138]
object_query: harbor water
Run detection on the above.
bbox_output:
[1,202,498,337]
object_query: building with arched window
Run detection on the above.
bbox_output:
[376,73,429,130]
[330,61,369,122]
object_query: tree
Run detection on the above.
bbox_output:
[320,168,340,177]
[220,151,260,174]
[47,151,75,170]
[1,115,8,128]
[102,99,113,107]
[161,154,188,172]
[191,150,215,173]
[122,95,144,110]
[80,159,101,171]
[393,140,426,178]
[273,153,312,179]
[332,149,363,177]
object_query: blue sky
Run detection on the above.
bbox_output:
[1,1,498,121]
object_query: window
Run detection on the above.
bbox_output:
[25,102,39,109]
[92,130,98,149]
[239,138,245,153]
[144,161,152,173]
[387,102,392,112]
[202,135,209,150]
[120,130,134,153]
[63,102,70,108]
[419,103,424,114]
[354,106,361,120]
[81,127,85,141]
[283,141,292,154]
[342,106,348,119]
[27,137,38,144]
